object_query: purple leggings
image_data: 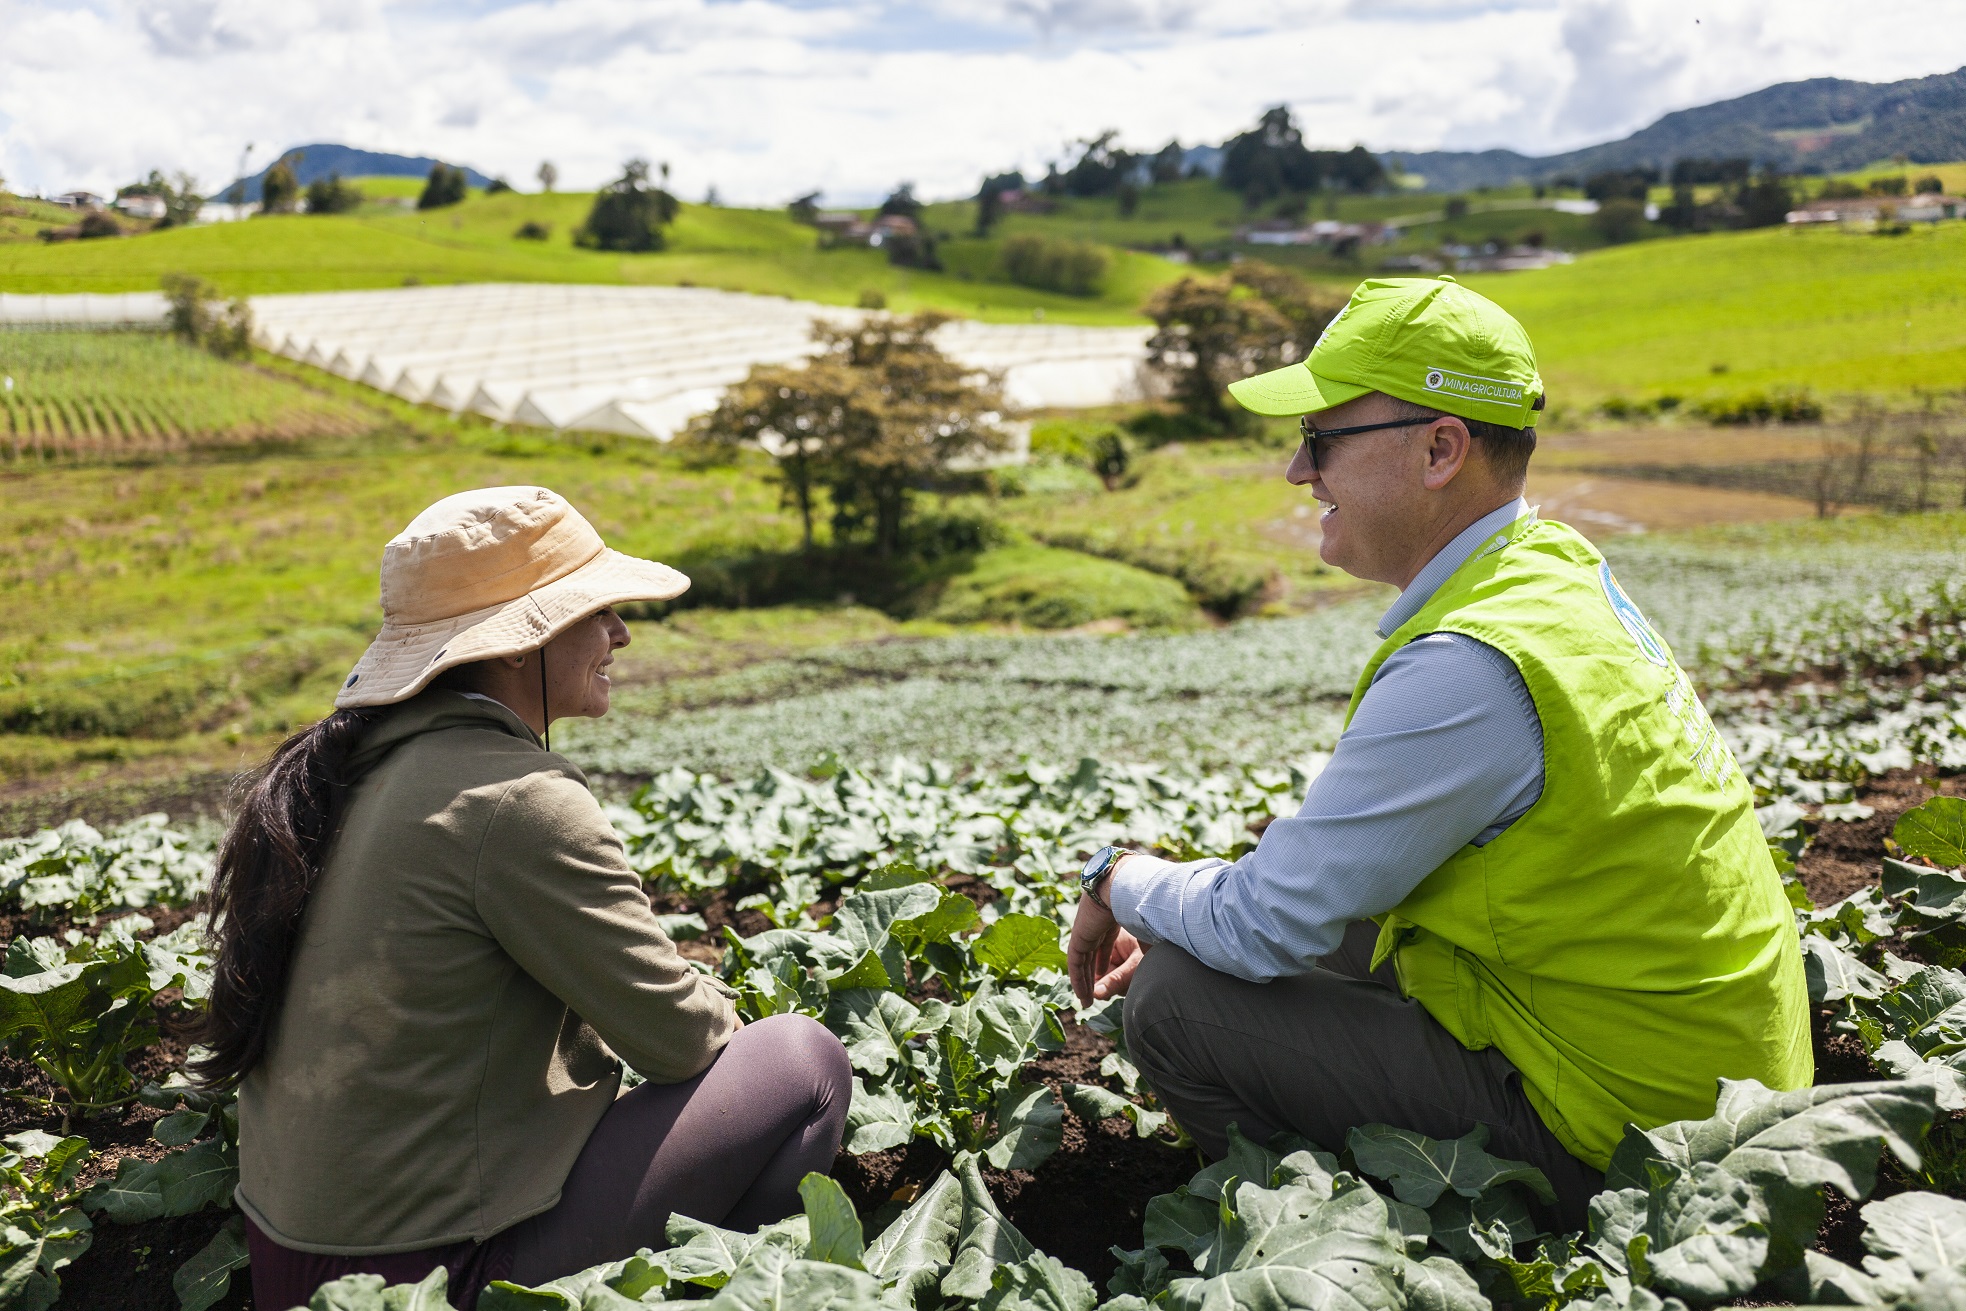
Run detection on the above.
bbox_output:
[248,1014,853,1310]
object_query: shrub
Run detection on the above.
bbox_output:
[417,163,469,210]
[259,157,299,214]
[576,159,678,252]
[514,220,551,241]
[1916,174,1945,195]
[1693,389,1824,426]
[857,288,887,309]
[485,177,513,194]
[999,233,1108,296]
[1591,197,1647,243]
[160,273,253,361]
[304,173,362,214]
[1141,275,1292,433]
[76,212,121,240]
[1090,430,1130,488]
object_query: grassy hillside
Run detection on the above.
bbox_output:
[0,187,1179,325]
[1467,220,1966,408]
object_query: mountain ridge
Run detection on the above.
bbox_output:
[221,145,494,202]
[1381,65,1966,191]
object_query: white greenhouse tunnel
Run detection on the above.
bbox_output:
[1,285,1158,446]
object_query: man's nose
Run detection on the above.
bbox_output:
[1285,443,1316,486]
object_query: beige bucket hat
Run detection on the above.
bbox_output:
[335,486,689,709]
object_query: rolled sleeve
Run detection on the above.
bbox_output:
[1111,633,1544,982]
[474,771,737,1083]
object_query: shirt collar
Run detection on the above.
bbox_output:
[1376,497,1532,638]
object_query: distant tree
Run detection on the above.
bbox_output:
[305,173,363,214]
[514,220,551,240]
[485,177,514,194]
[1117,182,1141,217]
[537,161,558,193]
[1149,140,1185,185]
[1142,276,1293,432]
[260,156,301,214]
[1229,261,1346,358]
[876,184,938,269]
[1584,168,1656,203]
[1915,174,1945,194]
[76,211,123,239]
[1736,174,1794,228]
[704,185,722,207]
[1591,198,1648,243]
[575,158,678,252]
[1668,158,1750,187]
[689,314,1004,555]
[974,171,1022,236]
[1056,131,1137,198]
[1658,184,1702,231]
[418,163,469,210]
[161,272,253,358]
[787,191,821,224]
[1444,196,1469,220]
[1867,175,1908,197]
[1220,106,1309,204]
[1819,179,1865,199]
[1000,234,1107,296]
[120,169,203,226]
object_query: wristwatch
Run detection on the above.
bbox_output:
[1080,845,1134,910]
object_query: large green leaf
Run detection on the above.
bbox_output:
[843,1078,917,1155]
[973,916,1068,981]
[479,1251,667,1311]
[1161,1180,1408,1311]
[173,1214,250,1311]
[1635,1163,1770,1303]
[1061,1083,1168,1140]
[1428,1186,1542,1264]
[978,1254,1097,1311]
[1346,1124,1555,1207]
[834,885,947,957]
[654,1215,810,1291]
[0,1242,61,1311]
[1897,798,1966,869]
[985,1082,1063,1171]
[799,1174,867,1271]
[307,1269,460,1310]
[1802,934,1890,1004]
[83,1137,237,1224]
[1882,861,1966,931]
[941,1152,1036,1302]
[971,992,1065,1079]
[827,991,929,1077]
[1860,1190,1966,1303]
[1398,1253,1489,1311]
[864,1170,962,1305]
[890,892,982,950]
[1606,1078,1936,1204]
[701,1246,888,1311]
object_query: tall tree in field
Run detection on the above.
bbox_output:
[537,160,558,192]
[690,315,1005,555]
[1230,261,1347,358]
[576,159,678,252]
[1142,276,1292,432]
[418,163,468,209]
[259,155,301,213]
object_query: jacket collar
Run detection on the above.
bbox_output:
[347,689,542,775]
[1376,497,1531,639]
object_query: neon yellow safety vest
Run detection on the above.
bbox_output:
[1355,514,1812,1169]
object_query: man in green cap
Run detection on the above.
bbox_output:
[1067,276,1811,1225]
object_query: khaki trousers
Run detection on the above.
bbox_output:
[1124,921,1604,1232]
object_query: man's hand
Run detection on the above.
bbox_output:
[1068,893,1147,1007]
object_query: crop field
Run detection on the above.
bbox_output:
[0,330,377,459]
[6,568,1966,1308]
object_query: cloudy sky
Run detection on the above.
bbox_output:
[3,0,1964,205]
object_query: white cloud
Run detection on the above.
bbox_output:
[0,0,1961,203]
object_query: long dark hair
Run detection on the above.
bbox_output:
[188,707,384,1088]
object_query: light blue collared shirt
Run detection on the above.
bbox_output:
[1107,498,1544,982]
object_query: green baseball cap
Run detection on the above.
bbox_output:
[1227,275,1545,428]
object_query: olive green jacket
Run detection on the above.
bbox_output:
[235,691,737,1254]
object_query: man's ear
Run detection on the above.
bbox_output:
[1420,416,1473,490]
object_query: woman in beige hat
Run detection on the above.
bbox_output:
[188,487,851,1311]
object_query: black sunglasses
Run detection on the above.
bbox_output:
[1297,413,1444,473]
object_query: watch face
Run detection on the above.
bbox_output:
[1082,845,1120,883]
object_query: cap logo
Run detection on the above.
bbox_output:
[1423,365,1523,410]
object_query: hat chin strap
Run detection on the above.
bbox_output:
[539,646,551,752]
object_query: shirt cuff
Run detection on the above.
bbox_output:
[1106,853,1174,944]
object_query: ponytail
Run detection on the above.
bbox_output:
[189,708,384,1088]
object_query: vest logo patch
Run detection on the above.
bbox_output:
[1598,563,1668,667]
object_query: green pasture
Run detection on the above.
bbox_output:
[1468,221,1966,409]
[0,188,1178,325]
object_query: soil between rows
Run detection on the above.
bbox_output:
[11,765,1960,1308]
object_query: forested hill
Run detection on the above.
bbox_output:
[221,145,494,202]
[1386,64,1966,190]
